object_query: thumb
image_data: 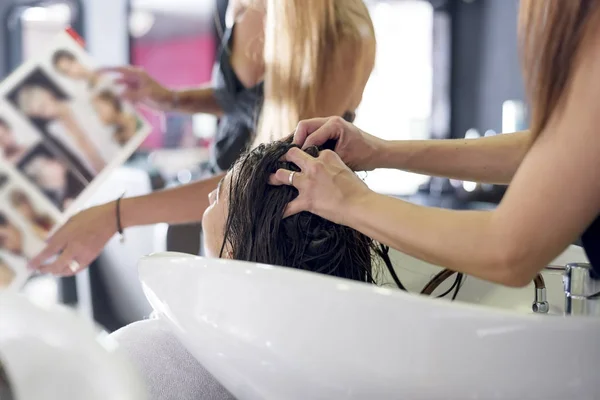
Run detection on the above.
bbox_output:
[293,118,329,146]
[302,118,343,150]
[282,198,305,219]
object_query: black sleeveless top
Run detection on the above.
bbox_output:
[209,25,356,173]
[210,25,264,173]
[582,215,600,278]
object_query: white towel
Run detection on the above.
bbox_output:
[110,319,235,400]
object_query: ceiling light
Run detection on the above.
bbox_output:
[129,10,155,38]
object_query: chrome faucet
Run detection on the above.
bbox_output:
[563,263,600,316]
[532,273,549,314]
[532,263,600,316]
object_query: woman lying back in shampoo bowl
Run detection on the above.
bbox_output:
[108,136,411,400]
[29,0,376,275]
[270,0,600,287]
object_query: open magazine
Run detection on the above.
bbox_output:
[0,29,151,292]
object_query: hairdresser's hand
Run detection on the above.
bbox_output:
[98,66,174,111]
[29,203,118,276]
[293,116,385,171]
[269,147,373,223]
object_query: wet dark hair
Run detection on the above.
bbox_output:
[52,49,77,67]
[220,136,401,285]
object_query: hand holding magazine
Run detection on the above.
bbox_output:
[0,29,151,292]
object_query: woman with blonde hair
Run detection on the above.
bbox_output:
[30,0,376,275]
[270,0,600,287]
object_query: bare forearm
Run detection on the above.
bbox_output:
[345,192,529,287]
[379,131,531,185]
[120,173,223,228]
[166,85,224,116]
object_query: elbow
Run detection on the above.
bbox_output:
[491,246,540,288]
[497,270,534,288]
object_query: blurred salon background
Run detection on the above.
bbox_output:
[0,0,527,331]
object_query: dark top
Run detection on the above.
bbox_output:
[210,25,264,173]
[581,215,600,278]
[209,25,356,173]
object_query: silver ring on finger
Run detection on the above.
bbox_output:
[289,171,296,186]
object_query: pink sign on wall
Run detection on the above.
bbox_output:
[132,35,216,149]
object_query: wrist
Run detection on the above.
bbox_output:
[378,140,409,170]
[157,88,178,112]
[340,187,378,228]
[98,201,119,235]
[360,134,391,171]
[117,197,137,229]
[365,136,388,170]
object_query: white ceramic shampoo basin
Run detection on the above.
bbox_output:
[139,253,600,400]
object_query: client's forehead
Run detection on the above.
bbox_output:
[218,171,232,200]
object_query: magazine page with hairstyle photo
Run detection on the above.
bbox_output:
[0,29,150,291]
[0,167,59,292]
[0,29,151,220]
[0,102,44,167]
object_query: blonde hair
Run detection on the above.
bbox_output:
[255,0,375,145]
[519,0,600,137]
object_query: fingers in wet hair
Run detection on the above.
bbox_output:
[282,198,306,218]
[318,149,340,162]
[270,169,306,188]
[302,116,346,149]
[268,173,282,186]
[280,147,313,169]
[293,118,330,146]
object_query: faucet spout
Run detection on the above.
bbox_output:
[532,273,549,313]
